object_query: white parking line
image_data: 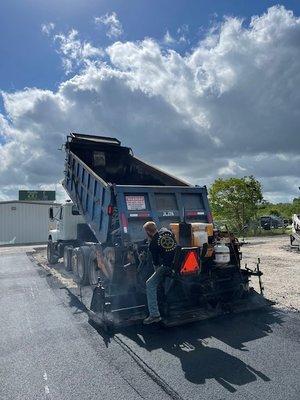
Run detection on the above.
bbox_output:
[43,371,51,396]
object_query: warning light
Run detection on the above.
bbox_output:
[180,250,200,275]
[107,205,114,215]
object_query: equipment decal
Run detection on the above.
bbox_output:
[125,195,146,210]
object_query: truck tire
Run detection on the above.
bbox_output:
[76,246,90,286]
[88,249,103,286]
[47,241,59,264]
[63,246,73,271]
[71,248,79,275]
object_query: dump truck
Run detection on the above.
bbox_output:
[48,133,267,329]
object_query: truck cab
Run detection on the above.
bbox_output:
[48,201,84,242]
[47,201,94,264]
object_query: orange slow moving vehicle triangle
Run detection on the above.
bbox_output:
[181,251,200,274]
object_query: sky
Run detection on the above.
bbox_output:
[0,0,300,203]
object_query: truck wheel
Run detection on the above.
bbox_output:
[63,246,73,271]
[47,241,59,264]
[71,248,79,275]
[77,246,90,286]
[88,250,103,286]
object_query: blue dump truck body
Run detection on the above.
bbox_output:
[64,133,212,244]
[59,133,267,329]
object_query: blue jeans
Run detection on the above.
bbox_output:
[146,265,169,317]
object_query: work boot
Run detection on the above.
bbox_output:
[143,315,162,325]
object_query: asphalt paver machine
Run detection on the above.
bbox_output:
[48,133,268,330]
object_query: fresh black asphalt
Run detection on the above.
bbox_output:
[0,248,299,399]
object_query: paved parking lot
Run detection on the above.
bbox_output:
[1,243,299,399]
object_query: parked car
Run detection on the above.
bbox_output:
[260,215,284,230]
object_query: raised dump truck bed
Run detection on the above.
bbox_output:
[64,133,212,245]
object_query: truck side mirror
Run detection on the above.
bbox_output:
[49,207,54,220]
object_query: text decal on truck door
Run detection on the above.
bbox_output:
[125,195,146,210]
[163,211,175,217]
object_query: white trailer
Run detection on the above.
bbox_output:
[290,214,300,250]
[0,200,60,245]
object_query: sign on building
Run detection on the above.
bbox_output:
[19,190,56,201]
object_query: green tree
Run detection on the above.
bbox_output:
[257,198,300,220]
[209,176,263,232]
[269,209,280,217]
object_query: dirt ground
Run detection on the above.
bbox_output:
[30,234,300,312]
[30,248,77,289]
[241,235,299,311]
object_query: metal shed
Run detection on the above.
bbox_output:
[0,201,61,245]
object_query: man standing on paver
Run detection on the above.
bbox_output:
[142,221,177,325]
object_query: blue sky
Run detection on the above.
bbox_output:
[1,0,299,94]
[0,1,300,202]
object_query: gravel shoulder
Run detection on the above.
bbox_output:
[241,235,300,311]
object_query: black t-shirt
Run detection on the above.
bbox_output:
[149,228,177,268]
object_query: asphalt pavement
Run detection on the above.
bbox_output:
[0,249,169,400]
[1,247,299,400]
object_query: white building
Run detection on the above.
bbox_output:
[0,201,61,245]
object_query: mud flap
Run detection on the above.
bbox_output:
[90,283,105,313]
[88,281,111,330]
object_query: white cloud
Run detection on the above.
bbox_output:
[1,5,300,202]
[41,22,55,36]
[54,29,104,73]
[161,26,189,47]
[218,160,246,175]
[163,30,176,45]
[95,12,123,39]
[177,24,189,43]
